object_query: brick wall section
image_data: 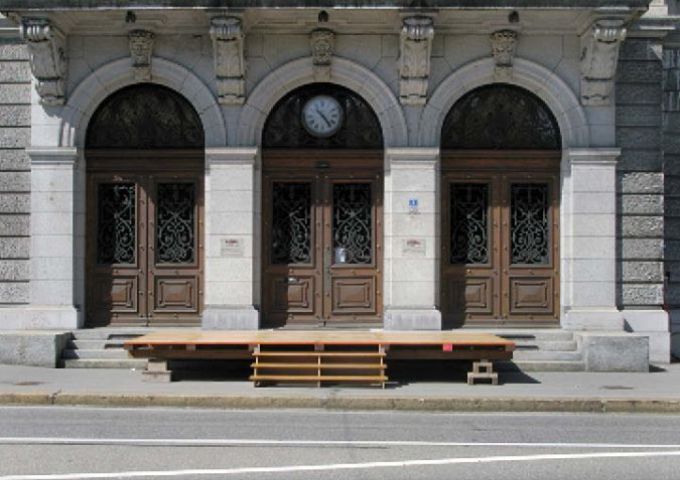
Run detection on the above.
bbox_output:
[0,37,30,305]
[616,38,665,311]
[663,46,680,349]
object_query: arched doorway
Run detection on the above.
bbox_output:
[440,84,561,328]
[261,84,384,328]
[85,84,205,327]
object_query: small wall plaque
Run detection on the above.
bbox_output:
[221,238,244,257]
[408,198,419,214]
[402,238,426,257]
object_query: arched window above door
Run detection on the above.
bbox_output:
[441,84,561,150]
[263,83,383,149]
[86,83,204,150]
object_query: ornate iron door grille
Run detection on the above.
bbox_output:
[156,183,196,264]
[96,183,136,265]
[271,183,312,265]
[450,184,489,265]
[332,183,373,265]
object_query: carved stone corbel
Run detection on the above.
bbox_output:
[128,30,154,81]
[210,16,246,105]
[21,18,67,106]
[399,16,434,106]
[580,19,627,106]
[490,30,518,80]
[310,28,334,81]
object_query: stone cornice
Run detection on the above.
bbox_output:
[27,147,79,165]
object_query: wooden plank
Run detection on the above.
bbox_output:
[250,363,387,370]
[124,330,515,349]
[254,351,386,358]
[249,375,387,382]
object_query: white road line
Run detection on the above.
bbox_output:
[0,437,679,449]
[3,451,680,479]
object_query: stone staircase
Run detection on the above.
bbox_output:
[61,328,584,372]
[62,328,151,369]
[493,330,584,372]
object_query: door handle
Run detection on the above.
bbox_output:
[286,277,301,285]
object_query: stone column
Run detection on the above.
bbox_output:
[2,147,84,329]
[383,148,441,330]
[202,147,260,329]
[562,148,623,330]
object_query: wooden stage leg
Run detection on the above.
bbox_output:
[467,359,498,385]
[142,359,173,383]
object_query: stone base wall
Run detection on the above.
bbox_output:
[0,30,30,311]
[616,37,670,362]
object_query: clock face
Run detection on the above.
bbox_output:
[301,95,344,138]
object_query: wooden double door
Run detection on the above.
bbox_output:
[441,154,560,327]
[262,154,383,327]
[86,154,203,326]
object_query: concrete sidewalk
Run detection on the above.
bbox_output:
[1,363,680,413]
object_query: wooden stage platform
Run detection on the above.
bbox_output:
[124,331,515,387]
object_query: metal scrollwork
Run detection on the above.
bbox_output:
[263,83,382,149]
[86,84,204,149]
[333,183,372,265]
[97,183,136,264]
[442,84,560,150]
[511,183,550,265]
[272,183,312,264]
[450,184,489,264]
[156,183,196,264]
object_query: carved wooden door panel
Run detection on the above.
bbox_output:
[323,176,382,325]
[87,174,148,326]
[146,176,203,325]
[441,163,559,327]
[262,170,382,327]
[86,167,203,327]
[501,176,559,324]
[262,176,322,327]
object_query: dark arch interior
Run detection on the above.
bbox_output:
[441,84,561,150]
[86,83,204,150]
[263,83,383,149]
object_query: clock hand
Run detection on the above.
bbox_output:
[315,107,332,128]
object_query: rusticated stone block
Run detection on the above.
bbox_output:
[0,128,29,149]
[579,333,649,372]
[622,216,663,237]
[0,106,29,127]
[617,84,662,105]
[618,149,662,172]
[622,284,664,306]
[0,259,29,281]
[0,84,30,104]
[0,172,29,192]
[0,150,29,170]
[622,261,664,282]
[0,42,29,61]
[621,39,659,61]
[0,214,29,236]
[621,194,663,214]
[618,60,663,84]
[620,172,661,195]
[0,282,28,303]
[616,105,661,127]
[0,238,28,258]
[616,127,661,150]
[621,238,663,259]
[0,62,30,83]
[0,193,29,213]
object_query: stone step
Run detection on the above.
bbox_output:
[497,331,575,342]
[513,350,583,362]
[63,358,148,369]
[67,339,128,350]
[62,349,132,360]
[513,341,578,352]
[72,329,153,340]
[497,360,585,372]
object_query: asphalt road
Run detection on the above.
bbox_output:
[1,406,680,479]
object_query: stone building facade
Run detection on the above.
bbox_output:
[0,0,677,368]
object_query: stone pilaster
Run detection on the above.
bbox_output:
[383,148,441,330]
[562,148,623,331]
[202,147,259,330]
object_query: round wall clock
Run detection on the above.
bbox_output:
[301,95,344,138]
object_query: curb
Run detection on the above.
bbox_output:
[2,392,680,413]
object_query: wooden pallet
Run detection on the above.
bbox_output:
[250,345,388,388]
